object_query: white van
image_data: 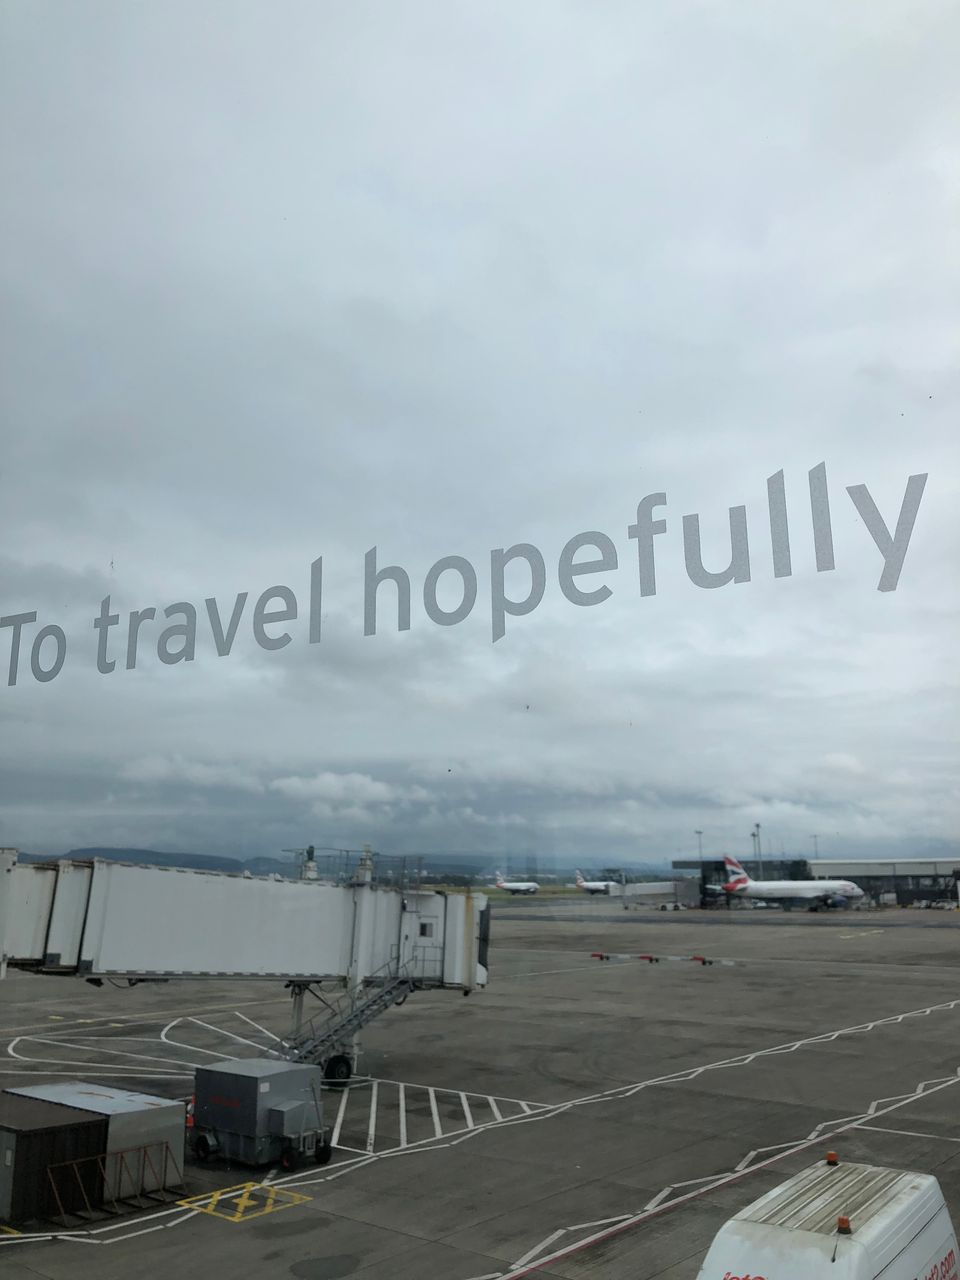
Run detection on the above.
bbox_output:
[695,1156,959,1280]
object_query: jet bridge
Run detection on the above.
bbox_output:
[0,850,488,994]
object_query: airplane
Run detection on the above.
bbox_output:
[720,855,865,910]
[575,869,622,895]
[495,870,539,895]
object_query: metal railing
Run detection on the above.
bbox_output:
[44,1141,184,1223]
[285,958,418,1063]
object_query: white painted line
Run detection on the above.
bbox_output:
[0,995,285,1040]
[519,1101,533,1114]
[428,1087,443,1138]
[503,965,614,979]
[513,1229,565,1268]
[398,1083,407,1148]
[366,1080,379,1153]
[0,1067,192,1078]
[568,1214,635,1231]
[367,1075,547,1108]
[331,1088,350,1148]
[14,1036,200,1070]
[233,1012,281,1042]
[164,1212,199,1229]
[7,998,960,1254]
[460,1093,475,1130]
[159,1018,235,1058]
[488,1096,503,1122]
[856,1123,960,1144]
[489,1072,960,1279]
[186,1018,283,1057]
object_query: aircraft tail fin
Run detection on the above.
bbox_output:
[723,854,751,890]
[575,869,586,887]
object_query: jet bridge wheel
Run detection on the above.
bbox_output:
[315,1139,333,1165]
[324,1054,352,1086]
[280,1144,300,1172]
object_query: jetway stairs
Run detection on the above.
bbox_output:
[285,962,416,1069]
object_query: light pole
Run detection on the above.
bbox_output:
[695,829,703,867]
[810,833,819,859]
[754,822,763,877]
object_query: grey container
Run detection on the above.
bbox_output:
[193,1058,328,1167]
[7,1082,184,1198]
[0,1094,108,1225]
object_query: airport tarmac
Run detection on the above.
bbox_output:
[2,906,960,1279]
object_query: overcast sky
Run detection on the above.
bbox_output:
[1,2,957,869]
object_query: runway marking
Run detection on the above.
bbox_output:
[160,1019,237,1059]
[0,995,288,1040]
[6,996,960,1251]
[501,964,615,979]
[428,1087,443,1138]
[8,1035,201,1071]
[854,1123,960,1143]
[460,1067,960,1279]
[460,1092,475,1130]
[314,1078,545,1155]
[365,1080,379,1153]
[513,1229,565,1268]
[233,1012,281,1042]
[0,1067,192,1078]
[179,1182,311,1223]
[331,1089,350,1147]
[185,1018,284,1058]
[840,930,885,939]
[363,1075,548,1108]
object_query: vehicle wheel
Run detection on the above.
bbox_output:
[315,1140,333,1166]
[324,1054,352,1086]
[280,1145,300,1172]
[195,1134,212,1162]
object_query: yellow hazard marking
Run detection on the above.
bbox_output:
[0,1225,22,1236]
[178,1182,311,1223]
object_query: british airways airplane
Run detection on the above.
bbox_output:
[575,869,621,895]
[495,870,539,895]
[721,855,864,910]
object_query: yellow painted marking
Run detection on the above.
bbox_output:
[0,1225,22,1235]
[178,1181,311,1223]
